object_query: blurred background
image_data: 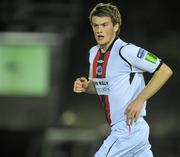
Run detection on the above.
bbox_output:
[0,0,179,157]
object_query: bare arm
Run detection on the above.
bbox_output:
[136,63,173,101]
[125,63,173,125]
[73,77,97,94]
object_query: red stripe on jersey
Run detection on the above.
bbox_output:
[92,50,111,125]
[102,51,111,124]
[104,95,111,124]
[92,51,100,78]
[102,51,110,78]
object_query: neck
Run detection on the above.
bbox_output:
[100,35,116,53]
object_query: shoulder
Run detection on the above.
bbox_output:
[88,45,99,62]
[120,43,140,57]
[89,45,99,54]
[111,38,139,54]
[112,38,127,51]
[121,43,139,52]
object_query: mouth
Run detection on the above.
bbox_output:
[97,35,104,40]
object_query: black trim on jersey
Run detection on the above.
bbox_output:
[106,138,119,157]
[129,73,135,84]
[106,36,119,52]
[152,60,163,74]
[119,43,132,71]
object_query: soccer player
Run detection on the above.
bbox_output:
[73,3,173,157]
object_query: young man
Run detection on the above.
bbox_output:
[73,3,173,157]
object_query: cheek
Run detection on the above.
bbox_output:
[106,26,115,35]
[106,29,115,38]
[93,30,97,37]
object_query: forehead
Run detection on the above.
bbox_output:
[92,16,112,24]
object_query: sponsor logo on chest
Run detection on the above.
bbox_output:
[93,78,110,95]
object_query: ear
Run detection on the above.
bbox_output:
[114,24,119,33]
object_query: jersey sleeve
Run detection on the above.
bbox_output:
[120,44,162,73]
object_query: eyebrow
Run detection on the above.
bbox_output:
[93,21,109,25]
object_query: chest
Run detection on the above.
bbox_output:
[91,50,131,79]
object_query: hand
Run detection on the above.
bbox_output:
[125,98,144,125]
[73,77,90,93]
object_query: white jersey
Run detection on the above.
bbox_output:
[88,38,162,126]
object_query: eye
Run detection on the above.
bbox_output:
[102,23,108,27]
[93,24,98,28]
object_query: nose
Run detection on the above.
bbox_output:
[97,26,102,34]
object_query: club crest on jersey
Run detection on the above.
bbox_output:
[137,48,146,58]
[96,65,103,75]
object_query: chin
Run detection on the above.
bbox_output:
[97,40,106,45]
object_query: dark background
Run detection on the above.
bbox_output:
[0,0,179,157]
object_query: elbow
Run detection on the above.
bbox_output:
[168,67,173,77]
[162,63,173,78]
[166,64,173,76]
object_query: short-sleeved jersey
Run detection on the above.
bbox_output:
[88,38,162,126]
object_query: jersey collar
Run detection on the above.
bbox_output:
[99,36,119,54]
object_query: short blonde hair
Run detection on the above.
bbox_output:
[89,3,122,35]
